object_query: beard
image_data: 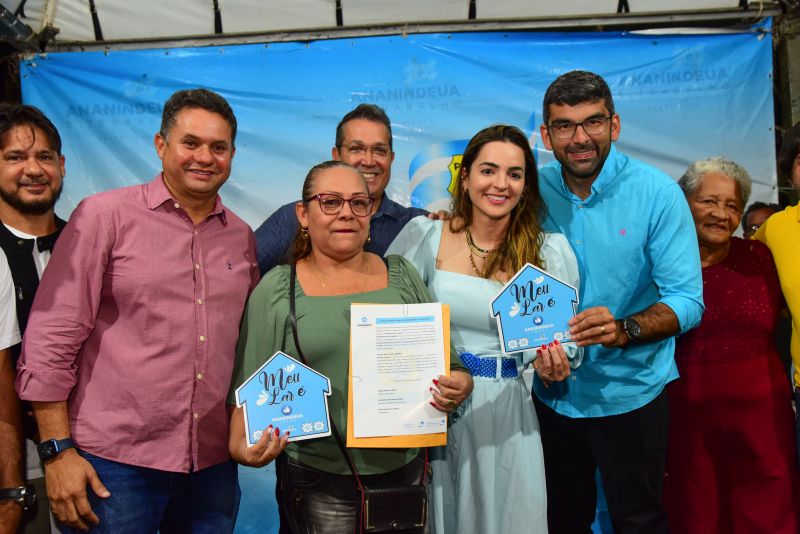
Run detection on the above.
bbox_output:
[0,181,63,216]
[558,141,610,181]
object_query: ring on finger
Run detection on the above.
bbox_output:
[600,325,606,334]
[447,399,456,408]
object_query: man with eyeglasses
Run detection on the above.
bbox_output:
[531,70,704,534]
[253,103,427,275]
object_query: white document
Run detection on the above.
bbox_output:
[350,302,448,438]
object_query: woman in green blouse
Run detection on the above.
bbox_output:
[228,161,473,533]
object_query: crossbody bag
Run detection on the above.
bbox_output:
[288,263,428,533]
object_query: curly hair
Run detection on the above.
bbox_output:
[678,157,752,209]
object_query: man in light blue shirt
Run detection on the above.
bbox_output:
[532,70,703,534]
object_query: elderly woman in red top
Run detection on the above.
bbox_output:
[664,157,799,533]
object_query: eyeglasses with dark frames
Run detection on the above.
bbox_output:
[546,116,612,140]
[304,193,374,217]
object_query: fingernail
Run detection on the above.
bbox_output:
[275,427,280,436]
[548,342,554,347]
[286,431,290,437]
[536,349,542,356]
[554,340,560,346]
[429,387,434,392]
[429,402,436,407]
[432,379,439,386]
[541,345,547,350]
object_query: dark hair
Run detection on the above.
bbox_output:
[290,161,367,262]
[334,103,393,151]
[741,201,780,231]
[542,70,615,125]
[777,121,800,182]
[449,125,546,279]
[0,103,62,154]
[160,89,237,146]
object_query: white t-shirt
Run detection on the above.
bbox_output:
[0,247,21,350]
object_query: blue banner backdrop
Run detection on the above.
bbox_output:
[21,21,775,230]
[19,22,774,534]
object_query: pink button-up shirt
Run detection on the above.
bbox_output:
[16,174,259,472]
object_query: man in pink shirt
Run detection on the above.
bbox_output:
[16,89,260,533]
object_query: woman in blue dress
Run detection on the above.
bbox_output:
[387,125,581,533]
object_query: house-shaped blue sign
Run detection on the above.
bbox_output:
[490,263,579,354]
[234,351,331,445]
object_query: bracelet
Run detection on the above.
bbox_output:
[0,484,36,510]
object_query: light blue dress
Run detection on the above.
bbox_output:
[386,216,581,534]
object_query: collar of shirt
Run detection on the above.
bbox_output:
[145,173,228,225]
[373,193,405,221]
[555,145,622,204]
[2,219,66,255]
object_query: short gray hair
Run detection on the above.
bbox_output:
[678,157,752,208]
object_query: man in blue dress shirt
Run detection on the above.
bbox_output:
[254,104,427,275]
[532,70,704,534]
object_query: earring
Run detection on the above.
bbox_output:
[366,233,372,244]
[301,227,309,240]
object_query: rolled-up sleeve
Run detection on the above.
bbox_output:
[16,198,112,402]
[647,181,704,333]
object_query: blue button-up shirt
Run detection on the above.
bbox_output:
[534,145,704,418]
[254,194,428,275]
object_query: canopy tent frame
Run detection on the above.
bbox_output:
[0,0,785,53]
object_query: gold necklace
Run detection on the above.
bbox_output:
[308,255,371,294]
[468,249,485,278]
[465,226,497,258]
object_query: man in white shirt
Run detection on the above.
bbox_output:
[0,103,66,533]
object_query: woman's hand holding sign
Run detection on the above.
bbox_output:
[229,406,290,468]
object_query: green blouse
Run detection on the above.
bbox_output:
[229,254,464,475]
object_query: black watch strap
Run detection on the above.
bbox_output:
[0,484,37,510]
[37,437,75,461]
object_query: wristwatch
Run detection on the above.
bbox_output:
[622,317,643,340]
[37,437,75,462]
[0,484,36,510]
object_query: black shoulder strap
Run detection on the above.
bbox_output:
[289,263,364,489]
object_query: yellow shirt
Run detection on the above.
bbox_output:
[754,203,800,387]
